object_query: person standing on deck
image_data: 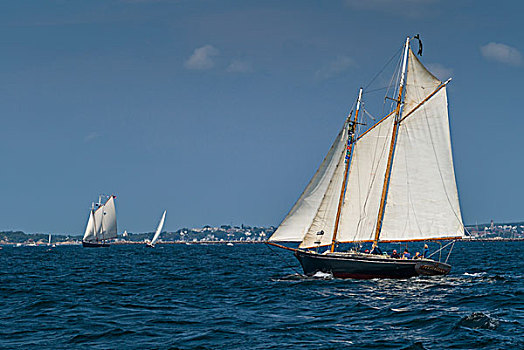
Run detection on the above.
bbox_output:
[423,244,430,258]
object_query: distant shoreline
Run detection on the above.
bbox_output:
[112,240,267,245]
[1,237,523,247]
[462,237,524,242]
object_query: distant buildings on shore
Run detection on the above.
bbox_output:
[466,220,524,239]
[2,220,523,245]
[0,225,276,245]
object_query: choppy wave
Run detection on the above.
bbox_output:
[0,241,522,349]
[456,312,500,330]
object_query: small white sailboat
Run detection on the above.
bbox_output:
[82,195,118,248]
[46,233,56,250]
[146,210,167,248]
[47,233,56,247]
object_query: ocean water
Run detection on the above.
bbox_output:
[0,241,522,349]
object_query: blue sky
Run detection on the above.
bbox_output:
[0,0,523,234]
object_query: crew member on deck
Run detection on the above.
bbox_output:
[370,246,382,255]
[402,249,411,259]
[390,249,400,259]
[423,244,430,258]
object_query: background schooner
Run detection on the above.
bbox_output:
[82,195,118,248]
[268,36,465,279]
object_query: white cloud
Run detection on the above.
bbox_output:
[426,63,453,81]
[84,132,100,143]
[480,42,522,66]
[315,55,355,80]
[226,60,252,73]
[184,45,219,70]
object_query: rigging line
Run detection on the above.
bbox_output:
[383,52,404,116]
[362,108,376,121]
[264,242,303,276]
[363,86,388,94]
[427,240,454,259]
[445,240,455,263]
[364,45,404,91]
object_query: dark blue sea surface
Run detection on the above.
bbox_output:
[0,241,522,349]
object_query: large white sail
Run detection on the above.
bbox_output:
[94,206,104,238]
[100,196,118,240]
[336,114,396,243]
[269,124,348,242]
[151,210,167,245]
[379,50,464,242]
[83,210,96,242]
[299,137,347,248]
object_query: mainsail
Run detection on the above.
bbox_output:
[100,196,117,240]
[269,124,348,242]
[379,50,463,241]
[151,210,167,245]
[270,41,464,248]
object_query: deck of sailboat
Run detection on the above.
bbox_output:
[300,249,436,263]
[294,249,452,279]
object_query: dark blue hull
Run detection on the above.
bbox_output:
[82,241,110,248]
[294,250,451,279]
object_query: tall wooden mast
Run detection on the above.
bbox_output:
[330,87,363,252]
[373,37,410,247]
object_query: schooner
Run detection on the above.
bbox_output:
[268,37,465,279]
[82,195,118,248]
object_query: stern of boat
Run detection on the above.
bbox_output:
[414,260,451,276]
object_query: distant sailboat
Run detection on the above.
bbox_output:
[268,36,465,279]
[47,233,56,249]
[146,210,167,248]
[82,195,118,248]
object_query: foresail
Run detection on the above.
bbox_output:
[299,136,347,248]
[338,115,395,242]
[336,114,395,243]
[100,196,118,240]
[83,210,96,242]
[269,124,348,242]
[151,210,167,245]
[379,50,464,242]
